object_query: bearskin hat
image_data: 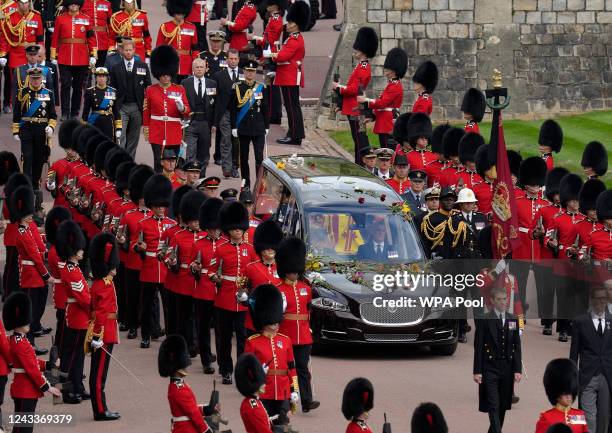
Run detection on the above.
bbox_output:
[64,0,83,7]
[105,149,132,183]
[596,190,612,221]
[128,165,154,205]
[94,141,117,174]
[235,353,266,397]
[276,236,306,278]
[219,201,249,233]
[519,157,547,187]
[286,1,310,31]
[543,358,578,406]
[342,378,374,420]
[393,113,410,144]
[253,220,283,254]
[0,151,19,185]
[70,123,89,151]
[406,113,432,142]
[45,206,72,245]
[559,173,583,208]
[5,174,31,222]
[475,144,493,179]
[581,141,608,177]
[265,0,288,11]
[85,134,105,167]
[383,47,408,79]
[544,167,569,202]
[539,119,563,153]
[353,27,378,58]
[9,185,35,222]
[56,220,86,261]
[579,179,606,214]
[170,185,194,220]
[166,0,193,17]
[461,88,486,123]
[180,190,207,223]
[58,118,82,150]
[150,45,180,80]
[431,124,451,155]
[458,133,484,164]
[2,292,32,331]
[442,127,464,158]
[249,284,284,330]
[199,197,224,230]
[507,150,522,179]
[411,402,448,433]
[144,174,173,208]
[158,334,191,377]
[89,232,120,280]
[115,161,137,196]
[545,425,573,433]
[77,127,101,160]
[412,61,438,94]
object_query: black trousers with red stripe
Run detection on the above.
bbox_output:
[12,398,37,433]
[280,86,305,140]
[89,343,113,415]
[60,327,86,395]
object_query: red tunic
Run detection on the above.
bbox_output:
[244,260,280,330]
[91,277,119,344]
[62,261,91,330]
[424,159,447,187]
[211,240,257,311]
[48,246,68,309]
[50,12,97,66]
[346,420,373,433]
[257,12,283,53]
[191,234,222,301]
[112,200,137,263]
[278,280,312,345]
[545,210,585,277]
[0,0,17,17]
[273,32,305,87]
[168,227,203,297]
[47,158,74,208]
[472,179,494,217]
[535,407,588,433]
[584,227,612,282]
[0,9,44,68]
[542,153,554,171]
[478,270,524,318]
[513,195,549,261]
[81,0,112,51]
[186,0,210,26]
[240,397,273,433]
[245,333,296,401]
[575,219,602,247]
[162,223,184,292]
[407,149,437,171]
[368,79,403,134]
[534,203,560,264]
[456,169,482,189]
[438,165,463,189]
[464,120,480,134]
[339,60,371,117]
[137,215,176,284]
[156,20,198,76]
[15,224,49,289]
[143,83,191,147]
[412,92,432,115]
[227,2,257,52]
[109,9,152,60]
[120,207,150,270]
[9,333,48,399]
[386,177,411,195]
[167,377,211,433]
[0,319,10,376]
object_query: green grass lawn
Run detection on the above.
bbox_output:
[329,111,611,187]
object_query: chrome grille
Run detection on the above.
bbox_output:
[359,303,425,326]
[364,334,418,342]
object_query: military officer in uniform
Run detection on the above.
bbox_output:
[419,186,455,259]
[108,0,152,61]
[230,59,268,190]
[404,169,428,213]
[198,175,221,196]
[385,154,410,196]
[200,30,227,78]
[11,45,54,103]
[82,67,121,142]
[12,67,57,192]
[360,147,378,176]
[375,148,394,180]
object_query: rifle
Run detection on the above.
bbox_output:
[568,234,580,259]
[382,413,392,433]
[192,250,202,280]
[536,215,544,245]
[548,228,559,257]
[357,84,374,134]
[136,230,146,260]
[329,66,341,120]
[204,380,231,433]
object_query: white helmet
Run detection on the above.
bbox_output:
[455,188,478,204]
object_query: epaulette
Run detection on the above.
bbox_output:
[66,263,75,271]
[360,60,368,67]
[357,420,368,430]
[231,82,239,89]
[247,2,255,7]
[421,93,429,100]
[247,333,261,340]
[291,32,299,38]
[249,398,258,408]
[173,379,184,389]
[18,226,26,234]
[277,332,289,340]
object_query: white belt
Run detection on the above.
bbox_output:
[66,298,76,303]
[172,416,190,422]
[221,275,237,281]
[277,61,290,65]
[13,368,25,373]
[151,115,181,122]
[200,268,209,274]
[180,264,189,269]
[145,252,157,257]
[518,227,529,233]
[53,278,62,284]
[376,108,395,112]
[21,260,35,266]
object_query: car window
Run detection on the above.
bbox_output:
[278,195,298,235]
[254,169,285,219]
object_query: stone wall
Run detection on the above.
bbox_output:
[317,0,612,127]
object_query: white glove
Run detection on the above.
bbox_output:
[115,129,122,140]
[262,47,272,58]
[45,126,54,137]
[51,59,58,65]
[231,129,238,138]
[175,98,185,112]
[265,129,269,135]
[236,290,248,302]
[282,292,287,313]
[91,338,103,350]
[262,362,270,374]
[49,27,54,33]
[0,58,6,67]
[494,259,507,275]
[290,392,299,403]
[145,57,150,65]
[13,134,20,142]
[89,56,96,66]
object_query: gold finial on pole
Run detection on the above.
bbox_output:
[492,69,503,89]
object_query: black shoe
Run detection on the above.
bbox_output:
[319,14,336,19]
[458,332,468,344]
[276,136,292,144]
[511,394,520,404]
[270,118,281,125]
[94,411,121,421]
[222,374,232,385]
[543,326,552,336]
[214,159,222,166]
[152,329,165,340]
[189,346,198,358]
[558,331,568,342]
[210,353,217,363]
[78,392,91,400]
[119,323,129,332]
[35,346,49,355]
[302,400,320,413]
[203,365,215,374]
[127,329,137,339]
[140,339,150,348]
[63,393,82,404]
[333,24,342,31]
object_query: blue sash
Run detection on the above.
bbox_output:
[19,88,48,127]
[87,89,113,124]
[236,83,263,128]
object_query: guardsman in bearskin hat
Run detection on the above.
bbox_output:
[535,359,587,433]
[581,141,608,180]
[210,201,257,384]
[457,132,484,189]
[45,206,72,359]
[276,236,320,413]
[87,233,121,420]
[538,119,563,172]
[358,47,406,150]
[56,219,90,404]
[507,150,522,189]
[272,0,309,146]
[582,190,612,284]
[95,149,132,230]
[332,26,378,165]
[10,185,50,352]
[411,60,438,116]
[118,164,153,340]
[411,402,448,433]
[135,174,175,349]
[404,112,436,171]
[3,292,61,432]
[390,112,411,162]
[109,0,152,61]
[243,220,283,336]
[158,334,216,433]
[82,67,122,142]
[236,353,273,433]
[245,284,297,425]
[189,197,224,373]
[424,123,451,187]
[472,143,495,216]
[157,0,199,83]
[220,0,257,52]
[143,45,191,173]
[438,127,465,189]
[461,88,486,134]
[545,174,585,342]
[46,119,82,209]
[166,190,207,356]
[342,377,375,433]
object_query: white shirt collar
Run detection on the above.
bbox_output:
[194,76,205,93]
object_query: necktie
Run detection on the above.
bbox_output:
[597,318,603,336]
[467,214,472,224]
[376,244,382,255]
[416,194,421,207]
[197,78,202,99]
[232,69,237,81]
[127,61,132,72]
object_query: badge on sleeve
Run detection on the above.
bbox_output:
[249,399,257,408]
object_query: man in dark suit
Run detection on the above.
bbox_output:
[357,220,396,261]
[473,286,522,433]
[214,48,242,179]
[181,57,217,177]
[109,38,150,159]
[570,286,612,433]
